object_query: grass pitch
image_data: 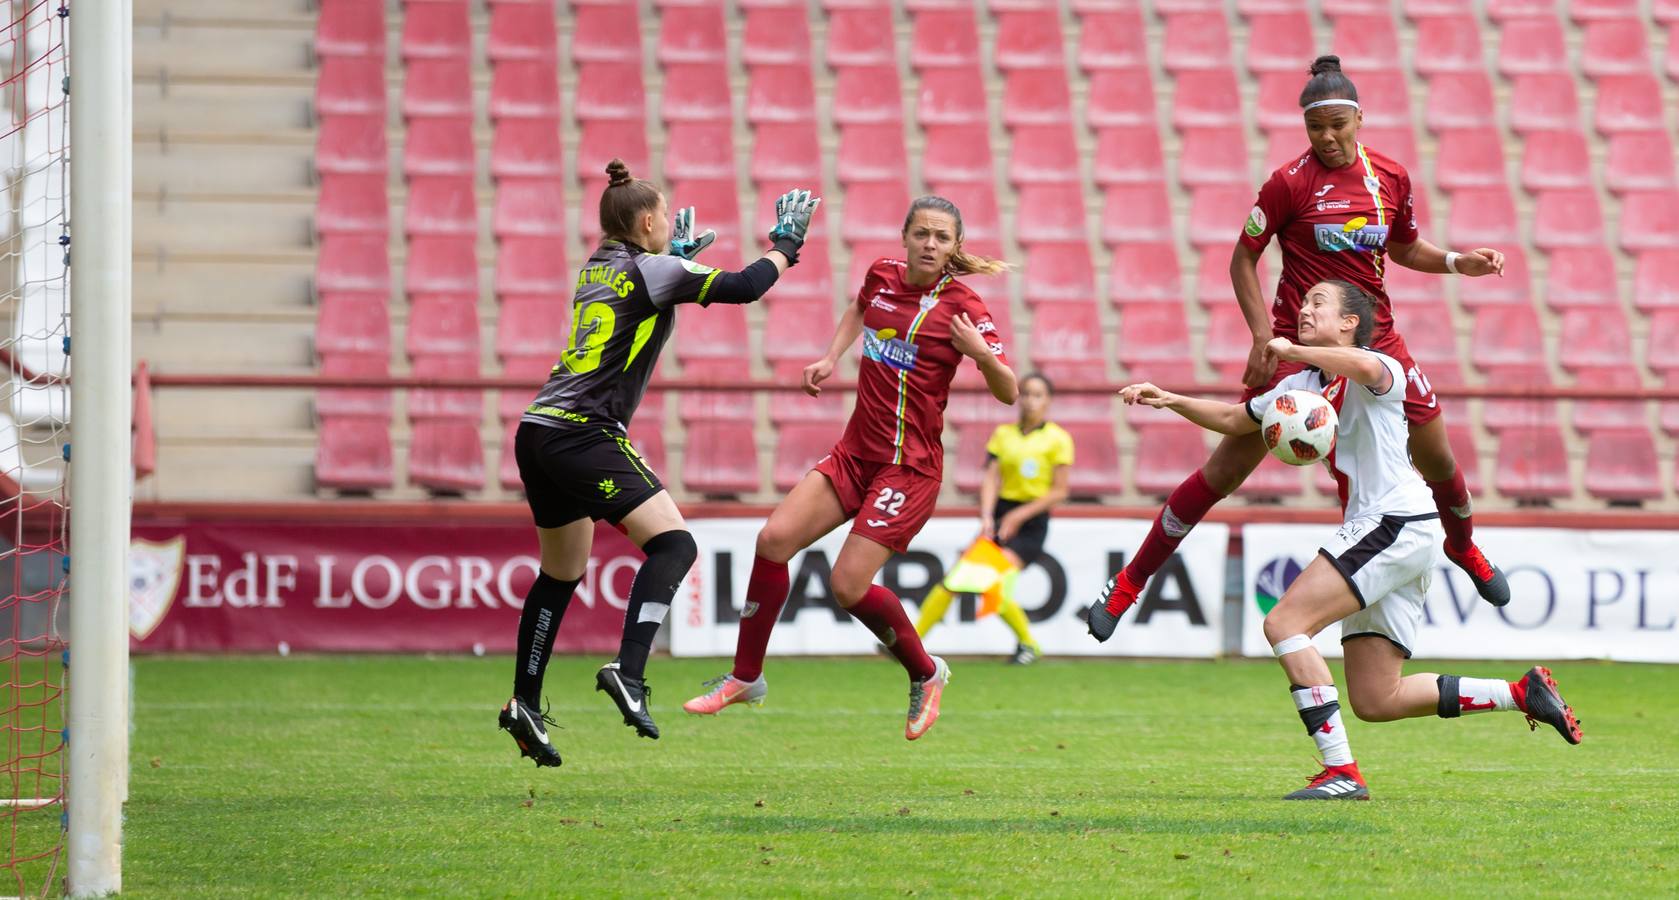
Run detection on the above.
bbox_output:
[125,655,1675,897]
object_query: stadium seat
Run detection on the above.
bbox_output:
[317,234,391,295]
[1662,371,1679,435]
[1487,0,1557,21]
[948,420,1001,496]
[677,357,755,424]
[1413,16,1486,77]
[1520,129,1592,191]
[1543,247,1620,310]
[1116,303,1193,376]
[317,418,395,492]
[662,121,734,181]
[834,66,903,126]
[1423,72,1496,132]
[1509,74,1582,134]
[1442,422,1484,496]
[401,60,472,119]
[406,238,479,301]
[1455,245,1532,308]
[1030,302,1108,385]
[1161,12,1232,72]
[575,63,646,121]
[1002,69,1074,127]
[1447,187,1520,247]
[406,296,480,358]
[408,353,483,423]
[1014,184,1089,245]
[1170,69,1243,129]
[1472,306,1545,368]
[316,57,386,117]
[1177,128,1250,188]
[1337,70,1412,129]
[495,237,568,296]
[675,302,749,366]
[404,117,474,178]
[318,115,388,176]
[1571,365,1646,434]
[683,421,762,497]
[1497,16,1569,77]
[1573,0,1641,18]
[318,174,389,236]
[1092,126,1166,187]
[576,120,648,194]
[910,9,981,69]
[1482,365,1560,432]
[493,178,565,241]
[1582,20,1652,78]
[1584,430,1661,504]
[1100,185,1174,245]
[401,2,471,60]
[662,63,732,122]
[1062,422,1124,498]
[316,0,386,59]
[657,5,728,65]
[846,242,903,295]
[752,65,822,124]
[1659,0,1679,22]
[1619,191,1679,253]
[1254,72,1307,131]
[490,119,561,179]
[1022,243,1096,306]
[409,421,486,495]
[1009,125,1081,185]
[571,6,643,64]
[826,9,896,67]
[1240,0,1311,12]
[1649,311,1679,374]
[672,179,745,262]
[317,294,391,358]
[763,299,837,372]
[837,124,909,185]
[1087,68,1158,128]
[1245,12,1315,74]
[750,122,822,185]
[1263,128,1311,170]
[317,351,393,420]
[842,181,914,244]
[498,355,557,421]
[1236,454,1307,500]
[1131,422,1208,497]
[1403,0,1474,16]
[403,176,475,238]
[489,61,561,120]
[1197,252,1269,309]
[1494,427,1573,503]
[1559,307,1634,372]
[1329,15,1402,70]
[495,297,565,362]
[922,125,995,185]
[772,422,843,491]
[1395,300,1458,370]
[487,3,558,62]
[1534,190,1606,251]
[1595,75,1665,134]
[1434,128,1508,192]
[1382,263,1445,306]
[1202,304,1254,383]
[1077,11,1147,71]
[741,7,810,67]
[994,12,1064,69]
[1108,243,1182,307]
[1633,250,1679,312]
[1186,186,1253,251]
[1605,132,1679,193]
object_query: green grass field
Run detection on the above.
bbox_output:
[117,655,1674,897]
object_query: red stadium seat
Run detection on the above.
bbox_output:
[1186,186,1253,251]
[1633,250,1679,312]
[317,294,391,357]
[1455,245,1532,308]
[1337,70,1412,129]
[675,302,748,364]
[401,2,470,60]
[1093,126,1166,186]
[402,60,472,119]
[1404,0,1474,17]
[1263,129,1312,170]
[662,63,732,122]
[772,423,843,491]
[576,120,648,195]
[1659,0,1679,22]
[1087,68,1158,128]
[403,176,475,238]
[1245,12,1315,74]
[317,0,385,59]
[1424,72,1496,132]
[317,57,386,117]
[409,353,483,422]
[1254,72,1306,131]
[1509,74,1582,134]
[766,361,848,426]
[1605,132,1679,193]
[318,174,388,236]
[487,3,558,62]
[748,63,812,123]
[1447,187,1520,247]
[1197,252,1268,309]
[928,184,1002,246]
[837,124,910,185]
[1572,0,1641,19]
[1241,0,1312,12]
[1235,454,1306,500]
[318,115,387,176]
[495,297,566,362]
[1619,191,1679,253]
[1581,20,1651,78]
[826,9,896,67]
[1443,422,1484,497]
[409,421,486,495]
[994,12,1064,69]
[1497,16,1568,77]
[845,242,903,296]
[317,418,395,492]
[1202,303,1254,383]
[834,66,904,126]
[1062,422,1124,498]
[575,63,646,121]
[1100,185,1174,245]
[317,234,391,295]
[1395,300,1458,370]
[1108,242,1182,307]
[1162,12,1233,72]
[1131,422,1208,497]
[1520,129,1592,191]
[1002,69,1074,127]
[1077,11,1147,71]
[683,421,762,497]
[1650,311,1679,374]
[1487,0,1556,20]
[493,178,565,240]
[1413,16,1487,77]
[1544,247,1620,310]
[842,181,913,244]
[662,121,734,181]
[489,61,561,120]
[317,351,392,420]
[1494,427,1572,503]
[1571,365,1645,434]
[1171,69,1243,129]
[1030,302,1108,384]
[490,119,562,179]
[1662,371,1679,435]
[910,9,981,69]
[1382,263,1445,306]
[673,178,745,262]
[1329,15,1402,71]
[1177,127,1250,188]
[1472,306,1545,368]
[1667,32,1679,82]
[1481,364,1560,432]
[948,420,1002,496]
[1584,430,1661,503]
[657,5,728,65]
[1595,75,1665,134]
[404,117,474,178]
[1434,128,1508,192]
[922,125,995,185]
[678,358,755,422]
[763,299,837,371]
[571,6,643,64]
[406,296,480,357]
[741,7,811,67]
[495,237,568,295]
[1533,190,1605,250]
[498,355,555,421]
[1014,184,1088,245]
[1009,124,1081,185]
[751,123,822,185]
[1117,303,1193,376]
[1559,307,1633,372]
[1022,243,1096,306]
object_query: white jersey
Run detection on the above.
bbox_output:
[1246,350,1435,522]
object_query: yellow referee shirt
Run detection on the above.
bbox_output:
[986,421,1075,503]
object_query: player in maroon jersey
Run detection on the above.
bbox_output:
[1090,56,1511,641]
[683,196,1019,740]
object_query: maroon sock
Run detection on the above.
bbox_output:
[848,584,936,680]
[1124,469,1226,584]
[731,555,789,682]
[1426,471,1475,553]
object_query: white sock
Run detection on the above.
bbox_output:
[1292,685,1353,766]
[1454,676,1516,714]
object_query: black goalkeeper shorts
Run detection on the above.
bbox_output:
[514,420,665,528]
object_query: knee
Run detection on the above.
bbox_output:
[1345,685,1400,723]
[645,529,698,570]
[830,574,872,609]
[754,526,796,564]
[1262,611,1304,647]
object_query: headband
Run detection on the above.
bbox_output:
[1303,98,1361,112]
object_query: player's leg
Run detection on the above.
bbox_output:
[1262,556,1366,800]
[1402,374,1511,607]
[1088,431,1267,640]
[1342,639,1582,744]
[831,532,950,739]
[995,547,1041,664]
[514,518,593,704]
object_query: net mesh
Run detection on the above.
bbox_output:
[0,0,69,896]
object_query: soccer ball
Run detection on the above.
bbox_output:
[1261,389,1338,466]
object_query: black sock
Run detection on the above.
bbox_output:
[513,572,579,706]
[617,530,698,680]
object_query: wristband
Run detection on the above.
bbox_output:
[1444,251,1461,275]
[771,237,802,266]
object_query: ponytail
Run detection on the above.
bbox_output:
[598,158,663,245]
[901,194,1013,277]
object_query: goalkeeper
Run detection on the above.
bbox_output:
[916,373,1072,665]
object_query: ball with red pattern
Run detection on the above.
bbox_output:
[1260,389,1338,466]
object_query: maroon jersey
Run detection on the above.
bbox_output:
[1238,142,1420,341]
[836,258,1011,480]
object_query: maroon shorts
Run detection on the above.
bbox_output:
[1242,332,1443,427]
[813,445,941,553]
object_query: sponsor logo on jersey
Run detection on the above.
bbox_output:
[1314,185,1333,197]
[1313,219,1391,253]
[870,296,898,313]
[679,259,716,276]
[987,341,1005,356]
[598,478,621,499]
[1363,175,1381,194]
[862,327,919,372]
[1020,457,1041,479]
[976,320,997,335]
[1317,199,1352,211]
[919,294,940,311]
[1244,205,1267,237]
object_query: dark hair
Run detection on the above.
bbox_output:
[1020,372,1054,395]
[1299,55,1359,108]
[598,158,662,245]
[901,196,1011,276]
[1327,279,1376,346]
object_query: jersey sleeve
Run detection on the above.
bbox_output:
[985,424,1007,459]
[1245,369,1321,423]
[1389,166,1420,245]
[1238,169,1292,253]
[1364,351,1407,400]
[965,294,1012,369]
[639,254,722,309]
[852,259,887,311]
[1052,426,1074,466]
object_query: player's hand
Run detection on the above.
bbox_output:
[997,508,1029,543]
[1456,248,1505,277]
[1245,338,1279,387]
[1119,383,1172,408]
[801,357,835,397]
[1265,336,1297,364]
[950,312,992,360]
[668,206,716,261]
[977,514,996,542]
[768,188,822,263]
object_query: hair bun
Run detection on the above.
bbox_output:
[605,158,634,188]
[1309,55,1343,76]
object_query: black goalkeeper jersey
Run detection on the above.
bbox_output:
[522,239,776,433]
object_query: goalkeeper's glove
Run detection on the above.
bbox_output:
[668,205,716,261]
[767,188,821,265]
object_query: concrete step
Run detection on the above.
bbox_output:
[135,257,318,317]
[135,197,314,254]
[135,19,314,76]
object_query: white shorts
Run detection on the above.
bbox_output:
[1318,513,1444,659]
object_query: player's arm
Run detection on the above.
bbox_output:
[951,312,1018,405]
[1120,384,1258,436]
[978,455,1000,540]
[801,300,865,397]
[650,189,821,306]
[1265,337,1391,391]
[1233,173,1288,388]
[1388,237,1504,278]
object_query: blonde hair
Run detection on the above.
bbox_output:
[902,195,1012,277]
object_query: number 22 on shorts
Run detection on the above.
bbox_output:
[873,487,906,517]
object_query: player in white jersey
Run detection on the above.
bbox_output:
[1115,280,1582,800]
